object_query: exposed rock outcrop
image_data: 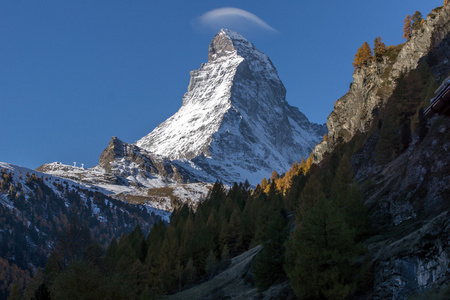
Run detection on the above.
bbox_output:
[99,136,191,184]
[314,4,450,163]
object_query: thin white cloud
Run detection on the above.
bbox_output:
[198,7,278,33]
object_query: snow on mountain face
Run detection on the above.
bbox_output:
[137,29,326,184]
[37,137,213,213]
[37,29,325,212]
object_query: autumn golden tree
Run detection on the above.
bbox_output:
[373,37,387,62]
[412,11,423,31]
[403,15,412,40]
[353,42,373,68]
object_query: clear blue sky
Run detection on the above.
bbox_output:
[0,0,443,169]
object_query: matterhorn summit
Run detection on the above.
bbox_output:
[38,29,325,213]
[136,29,326,184]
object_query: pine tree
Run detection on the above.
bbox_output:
[305,153,314,172]
[32,283,51,300]
[373,37,387,62]
[224,209,243,255]
[183,257,196,285]
[7,284,21,300]
[353,42,373,68]
[24,267,44,300]
[220,244,229,261]
[128,226,146,262]
[412,11,423,31]
[253,210,289,291]
[204,250,217,277]
[403,15,412,40]
[295,174,325,223]
[330,153,354,205]
[330,154,370,240]
[285,198,361,299]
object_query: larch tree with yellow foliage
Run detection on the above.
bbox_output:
[403,15,413,40]
[411,11,423,31]
[352,42,373,68]
[373,37,387,62]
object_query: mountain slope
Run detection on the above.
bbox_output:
[137,29,325,184]
[313,5,450,162]
[0,162,163,298]
[38,137,211,213]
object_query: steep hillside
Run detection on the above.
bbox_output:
[38,137,211,213]
[0,162,162,298]
[313,4,450,162]
[352,116,450,299]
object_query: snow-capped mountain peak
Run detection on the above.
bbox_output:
[37,29,325,214]
[136,29,326,184]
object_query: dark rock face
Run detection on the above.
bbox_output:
[98,136,126,172]
[371,212,450,300]
[99,136,196,185]
[208,31,236,62]
[353,116,450,299]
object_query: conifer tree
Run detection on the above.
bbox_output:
[412,11,423,31]
[305,153,314,171]
[330,153,354,205]
[220,245,229,261]
[32,283,51,300]
[373,37,387,62]
[330,154,370,240]
[128,226,146,262]
[295,174,325,223]
[204,250,217,277]
[353,42,373,68]
[285,198,361,299]
[7,283,21,300]
[183,257,196,285]
[224,209,243,255]
[253,210,289,291]
[403,15,413,40]
[284,171,308,211]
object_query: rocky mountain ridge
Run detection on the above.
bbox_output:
[313,4,450,162]
[309,4,450,299]
[137,29,325,184]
